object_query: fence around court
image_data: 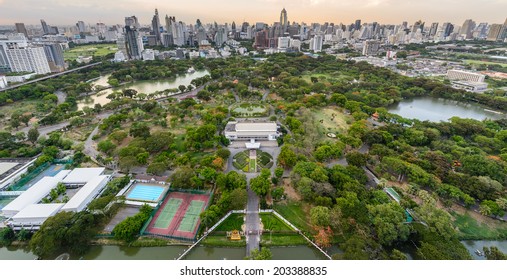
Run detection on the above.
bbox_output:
[7,162,50,191]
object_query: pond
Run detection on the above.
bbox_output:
[388,96,505,122]
[77,69,209,110]
[0,244,327,260]
[461,240,507,260]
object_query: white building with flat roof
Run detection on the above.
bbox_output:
[60,175,110,212]
[1,170,70,218]
[225,121,279,141]
[62,167,105,187]
[447,69,485,82]
[0,75,7,89]
[9,203,65,229]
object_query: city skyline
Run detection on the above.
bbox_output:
[1,0,507,26]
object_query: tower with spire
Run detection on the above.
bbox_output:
[151,8,161,45]
[280,8,288,35]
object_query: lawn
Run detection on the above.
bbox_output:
[0,99,41,129]
[465,60,507,67]
[257,152,273,169]
[452,212,507,240]
[64,44,117,61]
[201,235,246,247]
[233,151,249,170]
[214,213,244,232]
[260,213,293,231]
[312,107,352,140]
[260,233,308,247]
[249,158,256,172]
[273,201,313,234]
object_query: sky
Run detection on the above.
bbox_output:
[0,0,506,27]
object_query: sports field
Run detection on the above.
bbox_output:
[145,191,210,240]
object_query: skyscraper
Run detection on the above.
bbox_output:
[15,23,28,38]
[460,19,476,39]
[355,19,361,31]
[4,43,51,74]
[429,22,439,37]
[487,24,503,41]
[499,17,507,41]
[41,19,50,35]
[41,43,65,72]
[280,8,288,34]
[151,9,161,45]
[76,21,86,33]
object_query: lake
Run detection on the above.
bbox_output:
[388,96,505,122]
[461,240,507,260]
[77,69,209,110]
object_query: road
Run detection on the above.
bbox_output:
[0,62,102,92]
[245,177,261,257]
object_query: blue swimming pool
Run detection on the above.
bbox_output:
[126,185,166,202]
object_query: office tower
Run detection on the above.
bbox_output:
[231,21,236,35]
[277,37,290,49]
[280,8,288,34]
[429,22,439,37]
[254,30,268,49]
[443,22,454,37]
[49,26,59,35]
[241,22,249,33]
[125,16,140,28]
[41,19,50,35]
[412,20,424,33]
[42,43,65,72]
[461,19,476,39]
[96,23,107,35]
[487,24,503,41]
[15,23,28,38]
[124,25,143,60]
[151,9,161,45]
[76,21,86,33]
[214,28,226,46]
[355,19,361,30]
[500,17,507,40]
[4,43,51,74]
[0,44,10,72]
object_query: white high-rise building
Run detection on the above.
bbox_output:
[5,44,51,74]
[277,37,290,49]
[310,34,323,52]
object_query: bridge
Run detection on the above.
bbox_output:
[0,191,24,197]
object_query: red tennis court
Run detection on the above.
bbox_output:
[144,191,210,240]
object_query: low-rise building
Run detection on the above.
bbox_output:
[225,121,279,141]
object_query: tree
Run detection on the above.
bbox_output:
[129,123,151,138]
[146,162,166,176]
[277,145,297,168]
[27,127,39,144]
[225,171,247,190]
[248,248,272,260]
[390,249,408,260]
[119,156,137,173]
[169,167,197,189]
[250,169,271,197]
[112,205,152,243]
[313,226,333,249]
[229,188,248,210]
[310,206,330,227]
[345,151,367,167]
[19,114,31,126]
[97,140,116,155]
[178,85,186,93]
[483,246,507,260]
[216,148,231,160]
[368,202,410,246]
[0,227,15,246]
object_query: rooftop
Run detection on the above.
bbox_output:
[11,203,64,220]
[62,168,105,184]
[225,121,277,132]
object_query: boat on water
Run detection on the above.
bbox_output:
[475,249,483,256]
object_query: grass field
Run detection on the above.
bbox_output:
[452,212,507,240]
[64,44,117,61]
[214,214,244,232]
[273,202,313,234]
[260,213,293,231]
[260,234,308,247]
[0,99,41,129]
[257,152,273,169]
[465,60,507,67]
[202,235,246,247]
[249,158,256,172]
[233,151,249,170]
[312,107,352,140]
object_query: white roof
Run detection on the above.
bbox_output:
[0,162,19,177]
[62,168,105,184]
[11,203,64,219]
[235,122,277,132]
[61,175,109,212]
[2,171,69,215]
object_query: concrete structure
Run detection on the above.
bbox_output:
[60,175,110,212]
[362,40,381,56]
[310,34,323,52]
[9,203,64,229]
[225,121,279,141]
[1,170,70,218]
[4,72,37,83]
[5,45,51,74]
[447,69,485,82]
[0,75,6,88]
[62,167,105,187]
[450,81,488,93]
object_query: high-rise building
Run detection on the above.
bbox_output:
[355,19,361,30]
[280,8,288,34]
[76,21,86,33]
[41,43,66,72]
[41,19,50,35]
[310,34,323,52]
[151,9,162,45]
[460,19,476,39]
[429,22,439,37]
[124,26,144,60]
[15,23,28,39]
[4,43,51,74]
[124,16,140,29]
[362,40,381,56]
[487,24,503,41]
[500,17,507,41]
[443,22,454,37]
[254,30,268,49]
[277,37,290,49]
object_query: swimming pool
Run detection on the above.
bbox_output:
[126,184,166,202]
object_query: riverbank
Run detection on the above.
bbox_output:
[91,237,192,247]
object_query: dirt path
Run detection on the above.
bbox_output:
[282,178,301,201]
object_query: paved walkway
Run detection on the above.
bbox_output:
[245,179,260,256]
